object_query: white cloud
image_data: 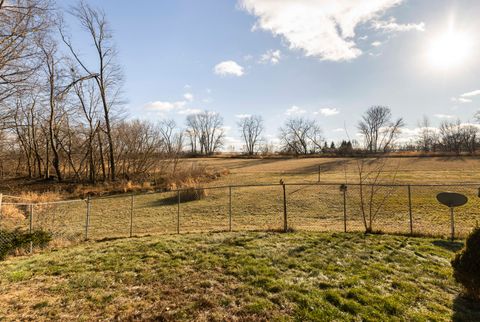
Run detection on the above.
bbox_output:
[260,49,282,64]
[239,0,424,61]
[214,60,245,77]
[235,114,252,119]
[184,93,194,102]
[145,100,186,112]
[461,89,480,98]
[315,107,340,116]
[371,41,382,47]
[285,105,306,116]
[435,114,455,119]
[372,17,425,32]
[451,97,472,103]
[178,108,202,115]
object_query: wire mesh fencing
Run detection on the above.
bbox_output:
[1,182,480,258]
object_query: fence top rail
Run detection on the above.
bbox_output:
[3,181,480,206]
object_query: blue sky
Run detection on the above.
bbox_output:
[61,0,480,149]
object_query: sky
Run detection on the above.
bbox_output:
[61,0,480,150]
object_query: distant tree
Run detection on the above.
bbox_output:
[416,116,439,152]
[186,111,225,155]
[439,120,463,155]
[279,117,323,155]
[358,106,404,153]
[237,115,263,155]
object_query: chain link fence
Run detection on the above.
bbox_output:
[1,183,480,258]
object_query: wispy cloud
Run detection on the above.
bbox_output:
[183,93,194,102]
[260,49,282,64]
[451,97,472,103]
[285,105,306,116]
[372,17,425,32]
[371,41,382,47]
[461,89,480,98]
[239,0,424,61]
[435,114,456,119]
[145,100,186,112]
[235,114,252,119]
[178,108,202,115]
[315,108,340,116]
[214,60,245,77]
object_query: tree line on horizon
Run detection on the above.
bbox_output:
[1,1,479,184]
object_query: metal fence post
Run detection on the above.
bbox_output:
[283,183,288,232]
[318,166,321,182]
[29,204,33,253]
[130,193,134,238]
[343,188,347,233]
[229,186,232,232]
[408,185,413,235]
[450,207,455,241]
[177,190,180,234]
[85,196,91,240]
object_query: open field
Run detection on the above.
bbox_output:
[3,156,480,252]
[191,156,480,185]
[0,231,479,321]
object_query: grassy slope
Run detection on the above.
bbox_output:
[1,232,479,321]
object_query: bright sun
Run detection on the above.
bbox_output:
[427,30,473,70]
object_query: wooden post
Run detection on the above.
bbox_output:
[130,193,134,238]
[343,188,347,233]
[318,166,321,182]
[229,186,232,232]
[85,196,91,240]
[408,185,413,235]
[283,183,288,232]
[29,204,33,253]
[450,207,455,241]
[0,193,3,217]
[177,190,180,234]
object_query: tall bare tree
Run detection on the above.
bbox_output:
[61,0,123,181]
[0,0,52,125]
[358,106,404,153]
[238,115,263,155]
[279,117,323,155]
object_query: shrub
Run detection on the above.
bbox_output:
[0,229,52,260]
[180,187,208,202]
[452,227,480,301]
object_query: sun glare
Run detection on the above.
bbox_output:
[427,30,473,70]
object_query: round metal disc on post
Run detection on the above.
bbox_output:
[436,192,468,241]
[436,192,468,208]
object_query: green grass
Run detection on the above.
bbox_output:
[0,231,479,321]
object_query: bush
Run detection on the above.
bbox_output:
[452,227,480,301]
[0,229,52,260]
[180,187,208,202]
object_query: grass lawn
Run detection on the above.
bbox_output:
[0,231,479,321]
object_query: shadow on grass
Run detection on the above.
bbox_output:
[453,295,480,321]
[432,240,464,252]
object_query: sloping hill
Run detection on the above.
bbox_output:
[0,232,479,321]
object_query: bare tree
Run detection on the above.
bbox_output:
[0,0,52,111]
[158,119,183,155]
[358,106,404,153]
[186,111,224,155]
[61,0,124,181]
[279,117,323,155]
[238,115,263,155]
[439,120,463,155]
[355,157,400,233]
[416,115,438,152]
